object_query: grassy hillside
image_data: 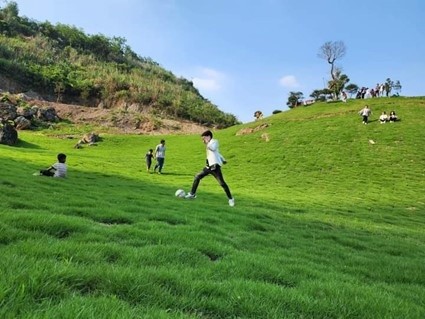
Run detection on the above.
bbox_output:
[0,97,424,318]
[0,2,238,127]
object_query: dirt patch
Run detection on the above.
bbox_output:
[45,101,209,135]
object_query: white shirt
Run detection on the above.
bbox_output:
[52,163,67,178]
[360,108,371,116]
[155,144,166,158]
[206,138,224,167]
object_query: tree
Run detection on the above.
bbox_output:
[310,89,323,101]
[345,83,359,98]
[318,41,346,81]
[310,88,333,102]
[384,78,393,97]
[0,1,19,35]
[287,91,304,108]
[327,68,349,99]
[393,80,402,95]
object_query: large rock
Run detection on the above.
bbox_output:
[74,132,100,148]
[0,123,18,145]
[17,105,38,119]
[14,116,32,130]
[0,102,17,122]
[36,106,59,122]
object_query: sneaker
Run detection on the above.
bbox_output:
[185,193,196,199]
[228,198,235,207]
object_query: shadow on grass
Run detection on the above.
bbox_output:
[15,139,42,149]
[155,172,194,177]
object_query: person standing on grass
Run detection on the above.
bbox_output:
[38,153,67,178]
[153,139,166,174]
[358,105,372,124]
[185,130,235,207]
[145,149,154,173]
[341,91,347,103]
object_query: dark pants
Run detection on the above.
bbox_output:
[154,157,165,172]
[40,169,55,177]
[146,159,152,170]
[362,115,369,123]
[190,165,232,199]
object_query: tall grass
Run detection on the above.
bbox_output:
[0,97,424,318]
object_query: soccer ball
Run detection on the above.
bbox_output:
[175,189,186,198]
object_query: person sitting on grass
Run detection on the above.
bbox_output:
[379,111,388,124]
[38,153,67,178]
[389,111,398,122]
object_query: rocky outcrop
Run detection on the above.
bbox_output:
[0,93,59,131]
[236,123,269,136]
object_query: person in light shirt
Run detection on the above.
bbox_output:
[358,105,372,124]
[379,111,388,124]
[185,130,235,207]
[39,153,67,178]
[153,139,166,174]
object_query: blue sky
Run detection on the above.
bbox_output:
[10,0,425,122]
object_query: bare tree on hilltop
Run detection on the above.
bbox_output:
[318,41,346,81]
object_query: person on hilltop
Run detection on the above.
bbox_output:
[36,153,67,178]
[341,91,347,103]
[358,105,372,124]
[153,139,166,174]
[145,149,154,173]
[185,130,235,207]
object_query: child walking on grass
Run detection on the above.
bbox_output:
[145,149,154,173]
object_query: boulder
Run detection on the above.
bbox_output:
[17,106,38,119]
[74,132,100,148]
[36,106,59,122]
[0,102,17,122]
[14,116,32,130]
[0,123,18,145]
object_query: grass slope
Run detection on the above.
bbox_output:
[0,97,424,318]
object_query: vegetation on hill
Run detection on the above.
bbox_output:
[0,1,239,128]
[0,96,424,318]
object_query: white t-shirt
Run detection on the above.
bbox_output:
[52,163,67,178]
[155,144,166,158]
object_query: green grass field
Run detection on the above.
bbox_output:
[1,97,424,318]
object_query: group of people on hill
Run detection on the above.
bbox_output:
[355,83,389,99]
[36,130,235,207]
[358,105,399,124]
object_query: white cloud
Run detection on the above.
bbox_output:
[279,75,300,89]
[192,67,225,92]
